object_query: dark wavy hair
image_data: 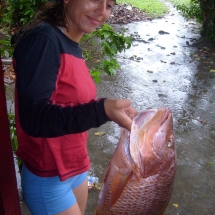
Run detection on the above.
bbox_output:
[12,1,66,45]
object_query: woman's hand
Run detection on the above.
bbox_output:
[104,98,138,131]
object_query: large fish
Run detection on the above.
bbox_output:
[95,107,176,215]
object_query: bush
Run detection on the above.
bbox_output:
[175,0,202,23]
[81,24,132,83]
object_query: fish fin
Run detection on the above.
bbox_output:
[110,168,132,207]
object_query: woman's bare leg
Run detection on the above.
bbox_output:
[57,202,82,215]
[73,178,88,215]
[56,178,88,215]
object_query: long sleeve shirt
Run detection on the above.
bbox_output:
[14,22,110,180]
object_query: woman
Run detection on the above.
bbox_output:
[13,0,138,214]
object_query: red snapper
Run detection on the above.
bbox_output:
[95,107,176,215]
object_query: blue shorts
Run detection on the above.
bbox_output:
[21,164,87,215]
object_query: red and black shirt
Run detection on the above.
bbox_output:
[13,22,109,181]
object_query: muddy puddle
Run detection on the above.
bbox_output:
[4,0,215,214]
[86,1,215,215]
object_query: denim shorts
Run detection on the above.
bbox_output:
[21,164,87,215]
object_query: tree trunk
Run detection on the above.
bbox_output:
[198,0,215,37]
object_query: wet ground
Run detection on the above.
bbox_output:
[4,0,215,214]
[86,1,215,215]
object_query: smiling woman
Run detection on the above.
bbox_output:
[12,0,138,215]
[63,0,116,42]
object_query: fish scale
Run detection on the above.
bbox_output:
[100,172,175,214]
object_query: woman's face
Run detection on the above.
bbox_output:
[65,0,115,41]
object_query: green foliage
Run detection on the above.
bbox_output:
[0,36,13,57]
[0,0,48,27]
[8,113,18,152]
[175,0,215,40]
[0,0,48,56]
[10,0,48,24]
[175,0,202,23]
[81,24,132,83]
[8,112,22,165]
[0,4,13,27]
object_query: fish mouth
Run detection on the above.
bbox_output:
[129,107,174,177]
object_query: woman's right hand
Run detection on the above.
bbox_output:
[104,98,138,132]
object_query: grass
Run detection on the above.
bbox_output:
[117,0,168,18]
[117,0,191,18]
[168,0,190,6]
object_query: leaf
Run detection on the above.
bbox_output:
[208,161,214,165]
[147,70,153,73]
[24,10,32,15]
[94,132,106,136]
[80,23,132,83]
[90,70,102,83]
[209,69,215,72]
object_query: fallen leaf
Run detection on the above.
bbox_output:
[94,182,103,190]
[209,69,215,72]
[94,132,106,136]
[147,70,153,73]
[160,60,167,63]
[208,161,214,165]
[200,119,205,123]
[173,204,179,208]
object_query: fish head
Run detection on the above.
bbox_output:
[130,107,175,178]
